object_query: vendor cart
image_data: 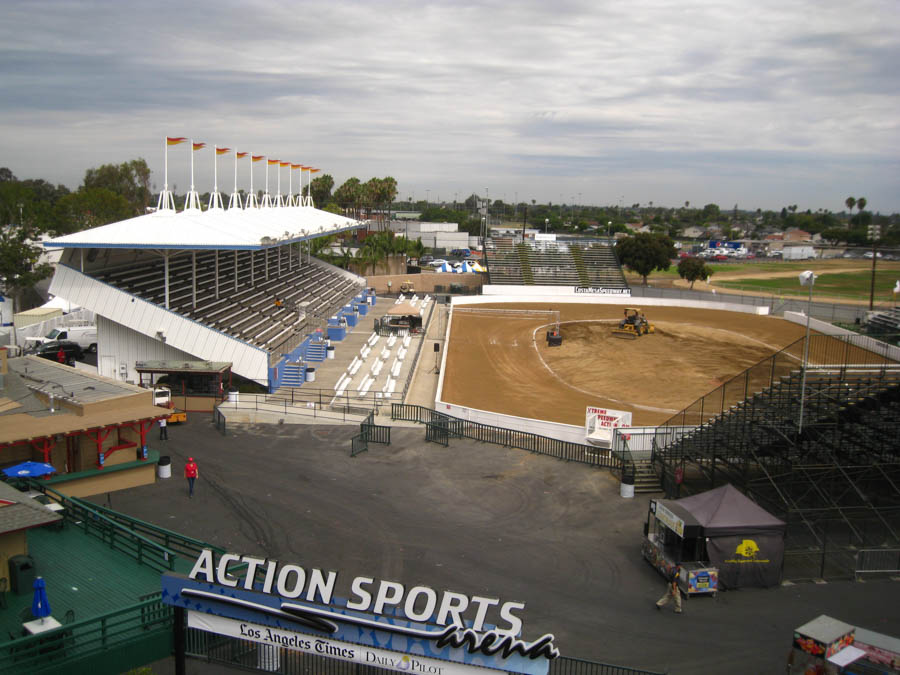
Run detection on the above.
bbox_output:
[642,499,719,597]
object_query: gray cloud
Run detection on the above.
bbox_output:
[1,0,898,211]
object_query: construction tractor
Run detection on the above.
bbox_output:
[612,308,654,340]
[153,386,187,423]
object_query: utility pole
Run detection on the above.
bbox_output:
[868,223,881,310]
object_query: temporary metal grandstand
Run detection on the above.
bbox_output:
[483,237,628,288]
[650,332,900,579]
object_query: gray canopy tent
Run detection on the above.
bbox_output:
[672,484,787,588]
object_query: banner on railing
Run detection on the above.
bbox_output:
[188,613,502,675]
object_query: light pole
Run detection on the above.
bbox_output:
[607,221,612,242]
[798,270,816,434]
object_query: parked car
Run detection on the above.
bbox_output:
[419,254,434,265]
[713,254,730,262]
[30,340,84,365]
[429,259,449,268]
[450,248,471,257]
[25,324,97,353]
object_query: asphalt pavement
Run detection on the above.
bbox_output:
[98,418,900,675]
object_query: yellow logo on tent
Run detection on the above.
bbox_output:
[735,539,760,558]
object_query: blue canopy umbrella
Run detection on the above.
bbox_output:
[437,262,453,273]
[2,461,56,478]
[31,576,52,623]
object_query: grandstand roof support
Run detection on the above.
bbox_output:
[233,251,238,293]
[192,252,197,309]
[164,253,170,309]
[214,250,219,299]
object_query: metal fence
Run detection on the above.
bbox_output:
[392,404,619,469]
[855,548,900,581]
[222,393,374,424]
[351,412,392,457]
[629,285,877,324]
[1,597,173,675]
[184,630,667,675]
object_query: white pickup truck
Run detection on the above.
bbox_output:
[25,325,97,353]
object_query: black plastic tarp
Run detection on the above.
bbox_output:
[669,484,786,589]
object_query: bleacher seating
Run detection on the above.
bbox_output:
[866,308,900,342]
[91,249,365,353]
[483,238,628,288]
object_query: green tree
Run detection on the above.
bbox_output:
[334,178,361,218]
[677,257,713,289]
[308,174,334,207]
[82,159,151,215]
[701,203,720,222]
[615,233,676,286]
[845,196,856,225]
[0,185,52,316]
[52,187,133,235]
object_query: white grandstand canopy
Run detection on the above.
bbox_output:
[43,205,362,251]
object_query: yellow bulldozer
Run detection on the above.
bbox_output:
[612,308,654,340]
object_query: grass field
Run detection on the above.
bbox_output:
[715,269,900,302]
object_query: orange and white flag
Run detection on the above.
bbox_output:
[166,136,187,145]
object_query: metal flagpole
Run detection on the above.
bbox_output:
[228,151,243,209]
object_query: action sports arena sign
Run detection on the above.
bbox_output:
[161,549,559,674]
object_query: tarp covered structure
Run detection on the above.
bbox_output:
[663,484,786,589]
[387,301,421,317]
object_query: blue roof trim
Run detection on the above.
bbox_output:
[43,222,364,250]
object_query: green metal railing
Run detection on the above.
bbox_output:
[1,596,172,675]
[25,484,180,573]
[392,404,618,469]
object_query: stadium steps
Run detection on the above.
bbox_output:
[305,342,327,362]
[515,243,534,284]
[633,460,662,493]
[570,245,591,287]
[281,362,305,387]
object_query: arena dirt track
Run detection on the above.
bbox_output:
[442,303,808,426]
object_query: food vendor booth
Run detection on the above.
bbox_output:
[643,484,786,596]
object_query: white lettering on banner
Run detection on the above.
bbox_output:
[573,287,631,295]
[190,550,525,634]
[187,612,502,675]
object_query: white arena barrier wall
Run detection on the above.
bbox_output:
[476,286,771,315]
[783,311,900,362]
[434,291,772,445]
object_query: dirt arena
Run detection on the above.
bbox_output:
[441,303,809,426]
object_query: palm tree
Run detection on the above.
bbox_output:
[857,197,867,217]
[845,196,856,227]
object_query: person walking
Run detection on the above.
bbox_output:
[656,564,683,614]
[158,416,168,441]
[184,457,199,498]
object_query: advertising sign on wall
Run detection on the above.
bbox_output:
[162,549,558,675]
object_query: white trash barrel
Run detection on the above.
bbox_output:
[305,367,317,383]
[227,389,238,403]
[620,481,635,499]
[157,456,172,479]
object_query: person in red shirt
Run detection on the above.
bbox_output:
[57,348,66,364]
[184,457,199,498]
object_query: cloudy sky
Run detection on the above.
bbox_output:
[1,0,898,212]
